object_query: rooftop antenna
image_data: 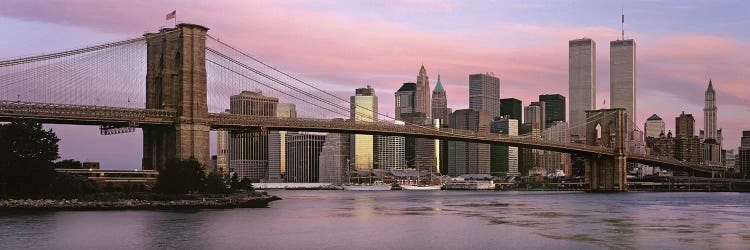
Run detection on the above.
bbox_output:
[621,2,625,40]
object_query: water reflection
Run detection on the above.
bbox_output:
[1,191,750,249]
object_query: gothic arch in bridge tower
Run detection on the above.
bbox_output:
[584,108,627,192]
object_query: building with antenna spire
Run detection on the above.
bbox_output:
[610,8,636,132]
[702,79,722,167]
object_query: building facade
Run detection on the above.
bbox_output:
[469,73,500,119]
[490,117,519,176]
[447,109,491,176]
[539,94,566,129]
[228,91,278,181]
[395,82,416,120]
[285,133,326,183]
[318,133,350,185]
[431,74,449,126]
[350,86,378,170]
[644,114,665,138]
[499,98,522,121]
[416,65,431,119]
[610,39,636,130]
[740,131,750,179]
[268,103,297,182]
[676,112,695,138]
[702,80,722,167]
[569,38,596,140]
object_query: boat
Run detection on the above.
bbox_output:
[400,184,441,190]
[342,181,392,191]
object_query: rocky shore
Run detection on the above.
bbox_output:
[0,195,282,211]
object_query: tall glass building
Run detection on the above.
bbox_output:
[350,86,378,170]
[568,38,596,141]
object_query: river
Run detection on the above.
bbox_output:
[1,191,749,249]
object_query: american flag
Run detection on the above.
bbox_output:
[166,10,176,20]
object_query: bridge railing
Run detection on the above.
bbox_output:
[0,101,176,124]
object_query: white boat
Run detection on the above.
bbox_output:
[342,182,392,191]
[400,184,441,190]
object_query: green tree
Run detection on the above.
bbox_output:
[154,158,206,194]
[239,177,254,191]
[0,120,60,198]
[53,173,99,198]
[54,159,83,169]
[203,171,229,194]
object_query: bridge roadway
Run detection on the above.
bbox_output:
[0,101,724,174]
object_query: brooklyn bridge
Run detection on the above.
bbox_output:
[0,23,725,192]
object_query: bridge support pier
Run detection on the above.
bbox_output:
[585,109,628,192]
[142,24,210,172]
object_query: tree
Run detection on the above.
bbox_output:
[53,173,99,198]
[203,172,229,194]
[54,159,83,169]
[239,177,254,191]
[0,120,60,198]
[154,158,206,194]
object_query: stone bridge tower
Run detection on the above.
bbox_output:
[142,24,210,171]
[585,108,627,192]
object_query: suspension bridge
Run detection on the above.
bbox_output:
[0,23,725,192]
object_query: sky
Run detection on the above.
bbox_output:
[1,0,748,169]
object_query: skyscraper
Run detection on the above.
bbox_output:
[415,65,431,118]
[447,109,491,176]
[499,98,522,121]
[268,103,296,182]
[318,133,350,185]
[702,80,722,166]
[431,74,449,126]
[644,114,665,138]
[524,102,545,132]
[350,86,378,170]
[395,82,416,120]
[539,94,566,129]
[285,133,326,183]
[569,38,596,140]
[469,73,500,119]
[491,116,519,176]
[228,91,278,181]
[739,131,750,179]
[375,133,407,172]
[675,111,695,138]
[610,39,636,128]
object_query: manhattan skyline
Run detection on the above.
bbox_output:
[1,0,748,168]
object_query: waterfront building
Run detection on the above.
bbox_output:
[268,103,297,182]
[469,73,500,119]
[350,86,378,170]
[540,121,571,176]
[610,39,636,130]
[431,74,449,126]
[499,98,522,121]
[318,133,350,185]
[216,110,229,173]
[416,65,431,119]
[490,116,519,176]
[726,149,736,170]
[524,103,544,131]
[375,133,407,172]
[648,131,676,158]
[228,91,277,181]
[447,109,491,176]
[539,94,566,129]
[702,80,722,167]
[395,82,416,120]
[569,38,596,140]
[644,114,665,138]
[400,112,436,171]
[285,133,326,183]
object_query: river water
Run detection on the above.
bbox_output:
[1,191,749,249]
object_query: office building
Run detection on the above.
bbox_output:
[431,74,449,126]
[350,86,378,170]
[676,112,695,138]
[285,133,326,183]
[268,103,296,182]
[499,98,522,121]
[400,112,436,171]
[644,114,665,138]
[469,73,500,119]
[569,38,596,140]
[490,116,519,176]
[228,91,278,181]
[416,65,431,118]
[539,94,566,129]
[375,134,407,172]
[740,131,750,179]
[318,133,350,185]
[395,82,416,120]
[702,80,722,167]
[610,39,636,130]
[447,109,491,176]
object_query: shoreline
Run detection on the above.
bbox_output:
[0,195,282,211]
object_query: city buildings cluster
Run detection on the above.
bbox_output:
[209,33,747,183]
